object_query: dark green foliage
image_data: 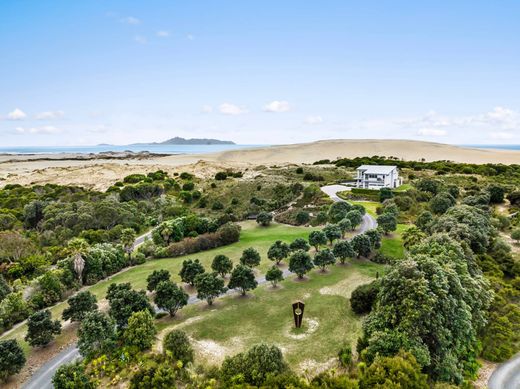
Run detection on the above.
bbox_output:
[365,229,382,249]
[211,254,233,277]
[376,213,397,234]
[359,351,429,389]
[256,211,273,226]
[313,248,336,271]
[289,237,310,252]
[351,281,380,314]
[338,344,353,368]
[333,240,355,264]
[338,218,353,237]
[25,309,61,347]
[215,171,228,180]
[240,247,261,267]
[328,201,352,223]
[123,310,157,350]
[37,271,64,306]
[52,362,94,389]
[106,282,154,328]
[78,311,117,359]
[267,240,290,265]
[265,266,284,287]
[507,191,520,206]
[228,264,257,295]
[308,230,327,250]
[289,250,314,278]
[429,192,456,214]
[179,259,205,286]
[346,209,363,229]
[154,280,188,316]
[379,187,394,202]
[351,234,372,258]
[24,200,45,229]
[0,274,11,302]
[124,174,147,184]
[163,329,194,363]
[416,210,434,232]
[0,339,26,382]
[146,269,171,292]
[323,224,342,244]
[182,182,195,191]
[487,185,505,204]
[62,291,98,322]
[194,272,226,305]
[416,178,441,195]
[120,183,164,202]
[295,210,310,225]
[220,344,287,386]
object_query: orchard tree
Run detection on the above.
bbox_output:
[179,259,205,286]
[351,234,372,258]
[365,229,382,250]
[147,269,171,292]
[256,211,273,227]
[377,213,397,235]
[333,240,355,264]
[265,266,284,287]
[0,339,26,382]
[267,240,290,265]
[211,254,233,277]
[25,310,61,347]
[163,330,194,363]
[106,283,154,328]
[62,291,98,322]
[289,250,314,279]
[78,311,117,358]
[309,230,327,251]
[240,247,261,267]
[194,273,226,305]
[289,238,310,252]
[123,310,157,351]
[346,210,363,229]
[120,228,137,261]
[154,280,188,316]
[228,264,258,295]
[313,248,336,271]
[323,224,342,245]
[52,362,94,389]
[338,218,353,238]
[328,201,351,223]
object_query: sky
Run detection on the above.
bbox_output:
[1,0,519,146]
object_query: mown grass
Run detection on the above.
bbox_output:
[380,224,410,259]
[349,201,379,217]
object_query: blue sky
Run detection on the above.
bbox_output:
[1,0,519,146]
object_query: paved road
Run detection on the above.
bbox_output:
[23,186,376,389]
[488,353,520,389]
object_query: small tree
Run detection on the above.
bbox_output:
[62,291,98,322]
[289,250,314,279]
[0,339,26,382]
[52,362,94,389]
[123,310,157,351]
[351,234,372,258]
[154,280,188,316]
[256,212,273,227]
[194,273,227,305]
[179,259,205,286]
[25,310,61,347]
[511,228,520,244]
[333,240,355,264]
[240,247,261,267]
[147,269,171,292]
[328,201,351,223]
[377,213,397,235]
[365,229,382,250]
[289,238,310,252]
[211,254,233,277]
[163,330,194,363]
[120,228,137,261]
[106,283,154,328]
[309,230,327,251]
[267,240,290,265]
[265,266,284,287]
[313,248,336,271]
[338,218,353,237]
[295,211,310,225]
[78,311,117,358]
[346,210,363,229]
[228,264,258,295]
[323,224,342,245]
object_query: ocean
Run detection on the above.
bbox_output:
[0,144,265,155]
[465,144,520,150]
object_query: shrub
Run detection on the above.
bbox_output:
[351,280,380,314]
[163,330,194,363]
[52,362,94,389]
[256,211,273,227]
[25,310,61,347]
[123,310,157,350]
[338,345,353,368]
[0,339,26,382]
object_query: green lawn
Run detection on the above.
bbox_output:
[394,184,412,192]
[350,201,379,217]
[380,224,410,259]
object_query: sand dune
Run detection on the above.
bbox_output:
[1,140,519,190]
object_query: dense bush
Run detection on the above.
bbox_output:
[351,280,380,314]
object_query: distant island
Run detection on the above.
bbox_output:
[131,137,235,146]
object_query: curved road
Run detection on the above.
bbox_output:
[488,353,520,389]
[23,185,376,389]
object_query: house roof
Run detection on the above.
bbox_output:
[356,165,397,174]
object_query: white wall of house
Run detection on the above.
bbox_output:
[355,165,400,189]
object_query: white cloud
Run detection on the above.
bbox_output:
[35,110,65,120]
[134,35,147,44]
[417,128,448,136]
[489,131,515,140]
[157,30,170,37]
[122,16,141,25]
[263,100,291,113]
[305,115,323,125]
[7,108,27,120]
[15,126,61,134]
[219,103,247,115]
[202,105,213,113]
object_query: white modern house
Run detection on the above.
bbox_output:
[355,165,401,189]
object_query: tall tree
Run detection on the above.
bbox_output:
[123,310,157,351]
[267,241,290,265]
[78,311,117,359]
[194,273,227,305]
[240,247,261,268]
[67,237,89,285]
[265,266,284,287]
[179,259,205,286]
[211,254,233,277]
[120,228,137,262]
[313,248,336,271]
[309,230,327,251]
[289,250,314,279]
[154,280,188,316]
[333,240,355,264]
[146,269,171,292]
